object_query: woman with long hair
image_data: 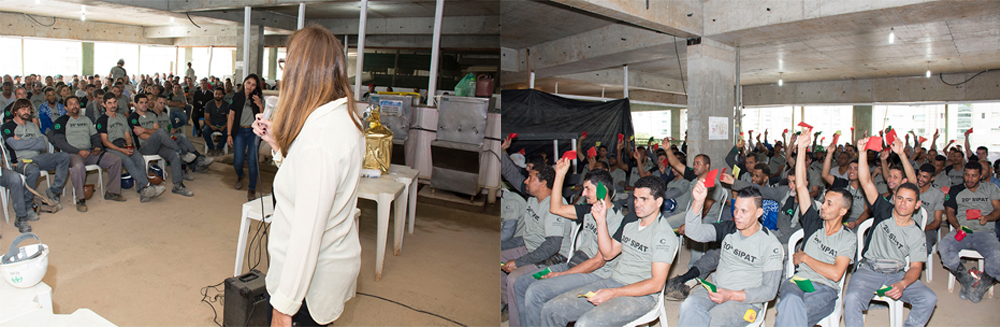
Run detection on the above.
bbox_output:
[253,25,365,327]
[227,73,264,200]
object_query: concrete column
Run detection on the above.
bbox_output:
[686,38,736,169]
[235,24,265,83]
[81,42,94,76]
[671,108,681,142]
[268,47,278,81]
[852,105,872,143]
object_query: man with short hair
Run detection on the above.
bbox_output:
[96,92,166,202]
[822,144,872,230]
[1,99,70,211]
[86,88,104,124]
[775,131,857,327]
[36,87,65,134]
[111,83,130,113]
[127,94,199,195]
[51,96,127,211]
[148,93,213,171]
[940,161,1000,303]
[110,59,127,82]
[0,81,14,110]
[931,154,950,190]
[192,79,213,137]
[185,62,196,83]
[166,84,188,134]
[946,147,966,186]
[917,164,946,255]
[202,87,229,156]
[843,136,936,326]
[540,176,678,327]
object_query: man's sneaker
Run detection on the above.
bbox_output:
[197,155,214,167]
[76,199,88,212]
[139,184,167,202]
[14,217,31,233]
[104,192,127,202]
[969,270,995,303]
[181,152,197,164]
[172,183,194,197]
[663,276,691,301]
[183,171,195,181]
[45,188,62,211]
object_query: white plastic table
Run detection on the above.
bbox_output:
[357,176,406,281]
[388,164,420,238]
[0,280,52,324]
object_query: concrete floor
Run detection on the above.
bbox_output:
[0,137,499,326]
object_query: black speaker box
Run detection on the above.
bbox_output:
[224,270,271,327]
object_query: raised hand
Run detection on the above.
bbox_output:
[555,158,571,175]
[693,178,708,202]
[720,172,735,185]
[890,138,904,155]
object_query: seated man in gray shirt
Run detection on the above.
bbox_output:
[678,182,784,326]
[1,99,70,211]
[95,93,166,203]
[149,94,213,171]
[540,176,678,327]
[843,136,936,326]
[940,161,1000,303]
[127,94,196,196]
[775,132,857,326]
[50,96,127,212]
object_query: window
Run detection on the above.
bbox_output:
[630,110,671,144]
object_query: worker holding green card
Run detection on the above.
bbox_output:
[774,131,858,326]
[939,160,1000,303]
[678,172,784,326]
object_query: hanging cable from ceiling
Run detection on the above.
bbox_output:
[673,35,686,96]
[186,12,202,28]
[938,69,999,86]
[23,13,56,27]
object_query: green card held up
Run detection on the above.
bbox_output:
[596,181,607,201]
[532,267,551,280]
[696,278,717,293]
[791,275,815,292]
[875,285,893,296]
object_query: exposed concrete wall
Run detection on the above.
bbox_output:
[172,35,287,47]
[703,0,933,35]
[0,12,172,45]
[555,69,685,95]
[313,16,499,35]
[742,70,1000,106]
[500,47,518,72]
[687,38,736,169]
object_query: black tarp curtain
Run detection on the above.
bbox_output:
[501,89,635,165]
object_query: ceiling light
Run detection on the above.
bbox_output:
[778,72,783,86]
[80,13,85,21]
[169,16,175,24]
[926,61,931,78]
[889,28,895,44]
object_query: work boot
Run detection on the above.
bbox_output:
[950,266,976,301]
[247,189,256,201]
[139,184,167,203]
[663,276,692,301]
[969,270,995,303]
[24,211,39,222]
[172,183,194,197]
[104,192,127,202]
[14,216,31,233]
[76,199,87,212]
[33,197,59,213]
[183,171,195,181]
[197,155,214,167]
[234,176,243,190]
[45,187,62,211]
[181,152,197,164]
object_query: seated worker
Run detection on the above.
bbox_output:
[930,154,950,190]
[202,86,229,156]
[821,133,871,230]
[149,94,213,171]
[95,92,166,202]
[917,164,946,255]
[36,86,65,134]
[726,138,759,184]
[774,132,857,326]
[50,96,127,211]
[1,167,41,233]
[678,181,783,326]
[843,136,936,327]
[501,166,570,326]
[940,161,1000,303]
[720,163,794,243]
[517,161,623,327]
[1,99,70,210]
[127,94,198,195]
[539,176,678,327]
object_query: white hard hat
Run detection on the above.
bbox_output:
[1,233,49,288]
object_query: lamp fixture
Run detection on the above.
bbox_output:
[778,72,783,86]
[925,61,931,78]
[80,12,85,21]
[889,28,895,44]
[169,16,175,24]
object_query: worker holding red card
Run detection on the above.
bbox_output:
[939,159,1000,303]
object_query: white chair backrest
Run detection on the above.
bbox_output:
[856,218,875,264]
[917,207,928,231]
[786,229,804,279]
[566,223,580,264]
[716,191,729,223]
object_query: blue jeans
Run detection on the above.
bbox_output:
[232,127,258,191]
[169,109,188,131]
[523,272,604,327]
[843,265,937,327]
[203,125,227,151]
[540,278,656,327]
[775,279,839,327]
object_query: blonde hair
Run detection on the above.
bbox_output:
[272,25,363,154]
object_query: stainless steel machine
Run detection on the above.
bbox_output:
[371,94,413,165]
[430,96,492,196]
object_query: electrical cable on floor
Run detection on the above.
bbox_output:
[938,69,999,86]
[355,292,467,327]
[199,281,226,327]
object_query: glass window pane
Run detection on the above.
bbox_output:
[873,104,946,150]
[24,38,82,78]
[630,110,671,144]
[742,106,795,144]
[0,37,24,77]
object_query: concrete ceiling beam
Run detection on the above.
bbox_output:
[172,34,499,50]
[312,15,499,35]
[189,9,297,32]
[551,0,702,38]
[57,0,297,32]
[553,69,686,95]
[173,34,289,47]
[0,11,172,45]
[144,24,240,38]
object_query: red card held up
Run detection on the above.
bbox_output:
[783,128,788,134]
[618,133,625,142]
[942,186,950,194]
[581,131,588,138]
[518,148,526,155]
[918,136,928,143]
[885,129,898,147]
[704,168,720,188]
[587,147,597,159]
[865,136,884,151]
[968,127,974,134]
[967,209,982,220]
[797,122,813,129]
[561,150,577,161]
[652,144,660,150]
[508,133,518,140]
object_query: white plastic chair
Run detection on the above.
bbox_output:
[747,303,767,327]
[0,144,49,222]
[856,218,904,327]
[945,225,995,299]
[65,164,105,201]
[142,154,166,179]
[624,243,680,327]
[785,229,846,327]
[917,207,936,281]
[203,131,229,155]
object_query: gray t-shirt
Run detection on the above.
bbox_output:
[96,113,130,145]
[716,226,784,295]
[239,101,255,127]
[117,94,130,113]
[945,182,1000,233]
[521,196,567,253]
[831,177,867,223]
[169,94,187,112]
[63,115,97,150]
[768,155,787,177]
[609,215,678,286]
[610,168,627,190]
[931,171,950,190]
[153,111,171,132]
[795,208,857,290]
[947,165,965,187]
[574,204,624,279]
[864,196,927,265]
[917,186,945,228]
[128,112,159,147]
[1,121,44,160]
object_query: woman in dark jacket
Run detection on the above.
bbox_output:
[227,73,263,200]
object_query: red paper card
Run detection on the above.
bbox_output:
[918,136,927,143]
[582,131,588,138]
[561,151,577,161]
[956,230,967,241]
[797,122,813,129]
[587,147,597,159]
[967,209,982,220]
[749,130,754,134]
[661,158,668,168]
[968,128,974,134]
[704,168,720,188]
[508,133,518,140]
[618,133,625,142]
[850,127,855,131]
[942,186,950,194]
[865,137,884,151]
[518,149,525,155]
[652,144,660,150]
[783,128,788,134]
[821,137,826,142]
[885,129,898,147]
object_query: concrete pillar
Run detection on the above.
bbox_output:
[852,105,872,143]
[671,108,681,143]
[686,38,736,169]
[235,24,265,83]
[81,42,94,76]
[268,47,278,81]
